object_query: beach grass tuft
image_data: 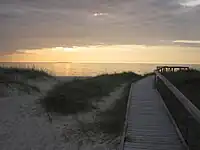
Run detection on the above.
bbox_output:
[0,66,53,80]
[0,66,54,96]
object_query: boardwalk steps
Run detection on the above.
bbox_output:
[122,76,185,150]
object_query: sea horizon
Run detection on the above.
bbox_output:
[1,62,200,76]
[1,61,200,65]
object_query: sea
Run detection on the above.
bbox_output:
[0,62,200,76]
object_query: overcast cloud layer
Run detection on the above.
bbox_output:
[1,0,200,53]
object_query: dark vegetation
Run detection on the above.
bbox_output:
[162,69,200,109]
[41,72,141,115]
[156,69,200,150]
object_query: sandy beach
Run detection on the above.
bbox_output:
[0,75,127,150]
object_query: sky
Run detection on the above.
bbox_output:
[0,0,200,63]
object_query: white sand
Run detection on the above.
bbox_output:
[0,76,124,150]
[0,95,72,150]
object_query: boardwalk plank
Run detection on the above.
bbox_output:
[123,76,185,150]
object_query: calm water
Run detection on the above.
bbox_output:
[0,62,200,76]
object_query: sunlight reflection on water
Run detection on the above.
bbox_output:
[0,62,199,76]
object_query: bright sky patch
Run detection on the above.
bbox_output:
[173,40,200,44]
[93,13,108,17]
[180,0,200,7]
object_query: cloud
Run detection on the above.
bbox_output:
[1,0,200,53]
[93,12,108,17]
[174,40,200,44]
[179,0,200,7]
[173,40,200,47]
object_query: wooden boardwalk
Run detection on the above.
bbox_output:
[123,76,185,150]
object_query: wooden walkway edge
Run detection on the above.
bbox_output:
[120,76,185,150]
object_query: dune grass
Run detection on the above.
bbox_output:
[41,72,141,115]
[0,66,53,80]
[0,66,54,96]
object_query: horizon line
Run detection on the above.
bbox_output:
[0,61,200,65]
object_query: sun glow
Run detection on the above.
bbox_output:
[52,47,76,52]
[1,44,200,64]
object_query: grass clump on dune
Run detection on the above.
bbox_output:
[41,72,141,115]
[0,66,54,96]
[0,66,53,80]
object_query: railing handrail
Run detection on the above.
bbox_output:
[155,71,200,124]
[157,66,190,68]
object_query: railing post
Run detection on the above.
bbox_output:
[154,72,157,89]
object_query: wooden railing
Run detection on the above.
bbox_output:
[155,68,200,150]
[157,66,190,73]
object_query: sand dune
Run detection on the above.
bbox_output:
[0,76,123,150]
